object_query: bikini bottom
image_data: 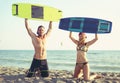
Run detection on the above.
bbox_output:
[76,62,88,68]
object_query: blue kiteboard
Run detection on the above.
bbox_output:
[59,17,112,33]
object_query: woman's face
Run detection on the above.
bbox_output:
[78,33,87,39]
[78,33,87,43]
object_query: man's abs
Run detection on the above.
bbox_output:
[34,51,47,60]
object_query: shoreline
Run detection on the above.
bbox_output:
[0,66,120,83]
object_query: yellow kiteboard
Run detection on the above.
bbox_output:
[12,3,62,21]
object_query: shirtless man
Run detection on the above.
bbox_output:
[25,18,52,77]
[69,32,99,81]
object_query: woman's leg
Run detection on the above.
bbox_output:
[83,63,102,81]
[90,73,102,80]
[74,64,82,78]
[83,63,90,81]
[78,70,83,78]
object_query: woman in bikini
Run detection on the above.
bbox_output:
[69,32,98,81]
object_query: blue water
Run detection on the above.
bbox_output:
[0,50,120,72]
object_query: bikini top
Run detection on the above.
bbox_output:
[76,43,88,52]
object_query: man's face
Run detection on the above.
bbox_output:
[37,27,45,36]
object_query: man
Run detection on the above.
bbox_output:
[25,18,52,77]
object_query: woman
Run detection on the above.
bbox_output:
[69,32,98,81]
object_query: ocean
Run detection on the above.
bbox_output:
[0,50,120,72]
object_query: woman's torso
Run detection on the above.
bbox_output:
[76,43,88,63]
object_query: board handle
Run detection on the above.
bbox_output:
[12,4,18,15]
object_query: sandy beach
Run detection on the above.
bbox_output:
[0,66,120,83]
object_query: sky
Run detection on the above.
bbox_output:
[0,0,120,50]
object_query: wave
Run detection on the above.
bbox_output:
[0,58,31,63]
